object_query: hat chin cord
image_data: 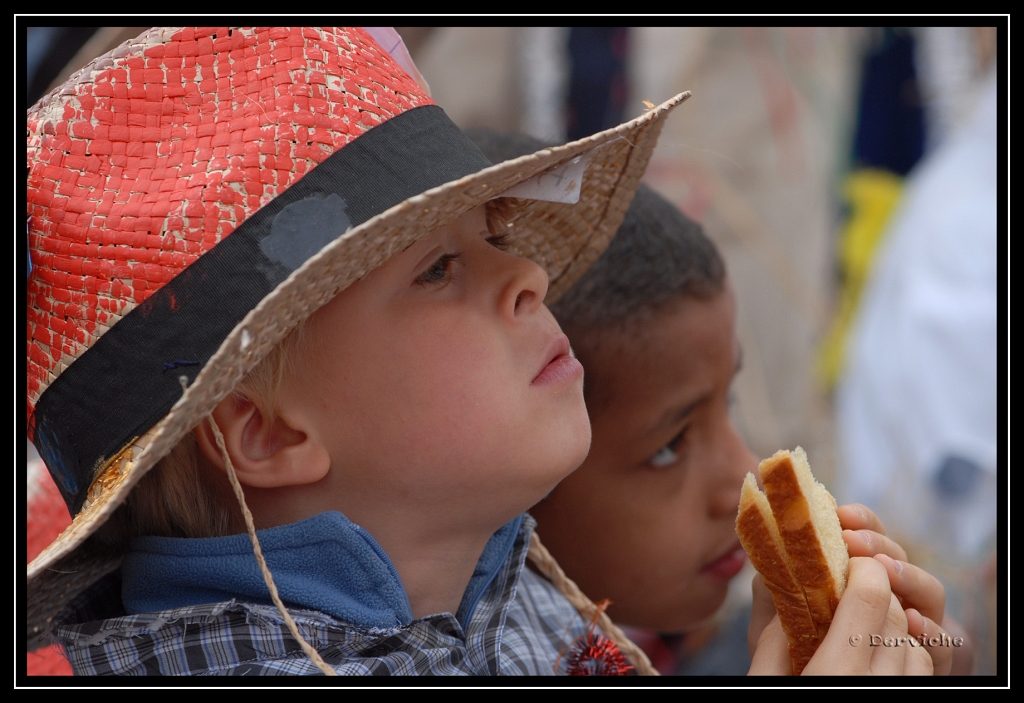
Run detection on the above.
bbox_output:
[526,534,657,676]
[205,413,654,676]
[206,415,338,676]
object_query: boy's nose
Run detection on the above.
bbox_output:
[710,423,759,518]
[497,252,549,320]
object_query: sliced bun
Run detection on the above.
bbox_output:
[736,448,849,674]
[737,473,819,674]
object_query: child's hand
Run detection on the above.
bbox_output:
[838,503,972,675]
[749,557,935,675]
[838,503,941,619]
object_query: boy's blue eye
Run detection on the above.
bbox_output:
[647,430,686,468]
[416,253,459,286]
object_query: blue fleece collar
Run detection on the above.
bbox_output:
[121,511,524,630]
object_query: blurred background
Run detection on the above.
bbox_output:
[25,25,1001,676]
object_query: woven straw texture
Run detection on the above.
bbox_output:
[27,27,429,416]
[26,25,689,644]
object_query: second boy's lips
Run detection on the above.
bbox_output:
[531,333,582,386]
[701,539,746,579]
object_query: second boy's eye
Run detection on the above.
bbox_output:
[647,429,687,468]
[416,253,460,287]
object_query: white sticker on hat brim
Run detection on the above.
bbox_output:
[494,150,594,204]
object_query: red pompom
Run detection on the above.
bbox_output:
[565,632,634,676]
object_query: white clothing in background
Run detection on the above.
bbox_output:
[836,69,998,561]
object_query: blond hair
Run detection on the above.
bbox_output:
[484,197,524,240]
[97,323,310,548]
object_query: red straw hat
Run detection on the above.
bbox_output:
[26,26,688,645]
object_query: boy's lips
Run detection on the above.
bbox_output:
[701,541,746,579]
[532,334,583,386]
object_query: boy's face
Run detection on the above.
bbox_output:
[282,206,591,537]
[529,286,756,632]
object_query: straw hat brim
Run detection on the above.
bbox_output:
[26,91,691,645]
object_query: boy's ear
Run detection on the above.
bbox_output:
[194,393,330,488]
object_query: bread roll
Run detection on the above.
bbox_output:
[736,448,849,674]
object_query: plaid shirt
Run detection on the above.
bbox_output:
[51,515,588,675]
